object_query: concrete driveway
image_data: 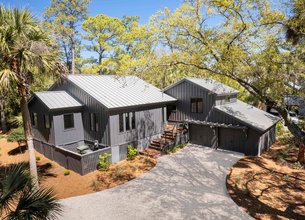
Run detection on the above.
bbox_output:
[60,145,251,220]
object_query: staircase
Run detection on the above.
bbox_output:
[148,122,187,152]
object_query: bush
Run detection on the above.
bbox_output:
[7,126,25,143]
[35,156,41,161]
[64,170,70,176]
[127,145,139,160]
[165,144,187,154]
[98,153,111,171]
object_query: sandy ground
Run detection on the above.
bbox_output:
[227,139,305,220]
[0,138,155,199]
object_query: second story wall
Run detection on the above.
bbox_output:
[165,80,216,121]
[51,79,110,145]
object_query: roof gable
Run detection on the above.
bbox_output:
[164,78,239,95]
[66,75,176,109]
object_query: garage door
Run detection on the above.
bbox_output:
[218,128,245,153]
[189,124,215,147]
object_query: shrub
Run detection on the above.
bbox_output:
[127,145,138,160]
[64,170,70,176]
[111,165,128,180]
[36,156,41,161]
[98,153,111,171]
[7,126,25,144]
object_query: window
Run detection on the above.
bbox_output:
[31,113,38,127]
[64,114,74,129]
[44,115,50,129]
[191,98,203,113]
[125,113,130,131]
[119,112,136,132]
[119,113,124,132]
[131,112,135,129]
[90,113,98,132]
[162,107,167,123]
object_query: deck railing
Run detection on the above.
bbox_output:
[33,139,111,175]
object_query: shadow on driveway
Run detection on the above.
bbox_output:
[60,145,252,220]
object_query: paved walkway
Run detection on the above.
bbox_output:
[60,145,252,220]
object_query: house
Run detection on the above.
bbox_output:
[164,78,280,156]
[28,75,176,174]
[28,75,279,174]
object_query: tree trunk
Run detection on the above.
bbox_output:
[71,42,75,75]
[276,107,305,163]
[19,86,39,190]
[0,96,8,133]
[297,143,305,163]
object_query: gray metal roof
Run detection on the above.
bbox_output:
[66,75,177,109]
[284,95,304,106]
[215,100,280,132]
[164,78,239,95]
[34,91,83,110]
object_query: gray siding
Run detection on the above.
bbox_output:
[109,108,164,146]
[28,97,55,145]
[165,80,216,121]
[208,108,243,125]
[215,95,237,105]
[53,112,84,146]
[258,125,276,156]
[51,80,110,145]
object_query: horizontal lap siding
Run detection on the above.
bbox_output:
[165,81,216,122]
[109,108,163,146]
[51,80,110,145]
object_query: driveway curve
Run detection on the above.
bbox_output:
[60,145,252,220]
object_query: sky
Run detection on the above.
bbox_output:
[0,0,183,58]
[0,0,183,24]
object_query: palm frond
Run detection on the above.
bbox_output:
[0,69,17,91]
[7,187,62,220]
[0,163,30,216]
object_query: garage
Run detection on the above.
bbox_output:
[218,128,246,153]
[188,121,247,154]
[189,124,215,147]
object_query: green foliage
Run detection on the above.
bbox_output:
[0,163,62,219]
[98,153,111,171]
[35,156,41,161]
[64,170,70,176]
[44,0,90,73]
[81,14,152,74]
[165,144,187,154]
[7,127,24,143]
[127,145,139,160]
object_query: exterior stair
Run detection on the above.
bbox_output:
[148,122,187,152]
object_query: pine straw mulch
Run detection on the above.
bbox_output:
[91,155,156,191]
[0,138,156,199]
[227,136,305,220]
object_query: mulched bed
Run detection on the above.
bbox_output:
[227,136,305,220]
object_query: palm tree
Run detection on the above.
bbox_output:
[0,163,62,220]
[0,6,65,189]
